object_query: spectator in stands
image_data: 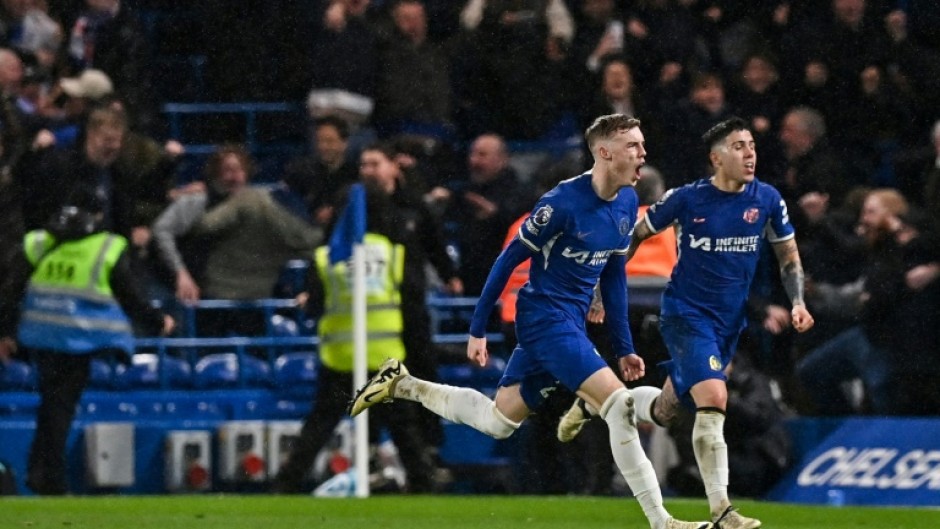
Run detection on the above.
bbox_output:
[578,55,659,164]
[779,0,890,116]
[273,144,456,494]
[16,106,165,247]
[453,0,573,139]
[796,189,940,416]
[0,48,28,277]
[0,0,61,71]
[282,116,360,230]
[64,0,156,132]
[841,63,913,187]
[621,0,702,91]
[189,152,322,335]
[0,48,35,122]
[151,144,251,303]
[780,57,840,130]
[429,133,526,296]
[776,107,855,210]
[0,191,174,495]
[730,53,782,143]
[666,355,793,499]
[33,68,114,148]
[923,120,940,234]
[372,0,451,138]
[567,0,623,80]
[659,72,734,188]
[304,0,378,130]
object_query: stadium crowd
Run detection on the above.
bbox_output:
[0,0,937,496]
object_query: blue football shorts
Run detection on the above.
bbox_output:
[499,311,608,411]
[658,313,738,410]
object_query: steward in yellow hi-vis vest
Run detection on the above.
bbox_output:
[314,232,406,372]
[0,198,173,496]
[18,230,135,354]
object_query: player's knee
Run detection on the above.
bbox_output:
[600,388,637,437]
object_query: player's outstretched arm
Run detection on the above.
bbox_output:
[626,217,654,261]
[772,238,815,333]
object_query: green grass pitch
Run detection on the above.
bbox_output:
[1,495,938,529]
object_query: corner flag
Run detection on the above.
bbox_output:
[326,182,370,498]
[328,183,366,265]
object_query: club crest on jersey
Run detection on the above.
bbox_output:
[532,205,553,226]
[709,355,722,371]
[619,218,631,235]
[743,208,760,223]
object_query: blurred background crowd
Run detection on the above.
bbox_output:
[0,0,937,496]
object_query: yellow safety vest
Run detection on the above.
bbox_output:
[315,233,406,372]
[18,230,134,354]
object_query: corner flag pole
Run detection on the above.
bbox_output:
[327,183,369,497]
[351,240,369,498]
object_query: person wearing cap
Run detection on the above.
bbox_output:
[0,191,175,495]
[32,68,114,150]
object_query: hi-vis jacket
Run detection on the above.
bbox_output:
[18,230,134,354]
[315,233,406,372]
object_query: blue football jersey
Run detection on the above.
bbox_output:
[644,177,794,332]
[516,173,639,324]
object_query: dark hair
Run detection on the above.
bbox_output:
[361,141,398,161]
[203,144,255,182]
[691,71,724,91]
[702,116,749,151]
[314,115,350,140]
[584,114,641,152]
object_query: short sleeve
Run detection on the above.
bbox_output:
[765,187,795,242]
[518,197,566,252]
[643,187,683,233]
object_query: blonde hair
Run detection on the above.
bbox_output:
[585,114,640,154]
[867,188,908,218]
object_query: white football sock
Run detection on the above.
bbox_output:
[692,409,730,515]
[631,386,662,425]
[394,376,520,439]
[601,388,669,529]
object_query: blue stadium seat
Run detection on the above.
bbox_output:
[269,314,300,338]
[87,359,114,389]
[193,353,271,389]
[115,354,192,389]
[0,360,36,391]
[273,259,310,298]
[273,351,318,388]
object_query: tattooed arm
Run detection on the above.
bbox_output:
[772,238,814,333]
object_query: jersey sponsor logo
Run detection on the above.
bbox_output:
[743,208,760,223]
[693,217,706,223]
[687,234,760,253]
[689,235,711,251]
[709,355,722,371]
[562,247,612,266]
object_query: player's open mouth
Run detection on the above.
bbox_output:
[635,163,644,179]
[744,162,755,173]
